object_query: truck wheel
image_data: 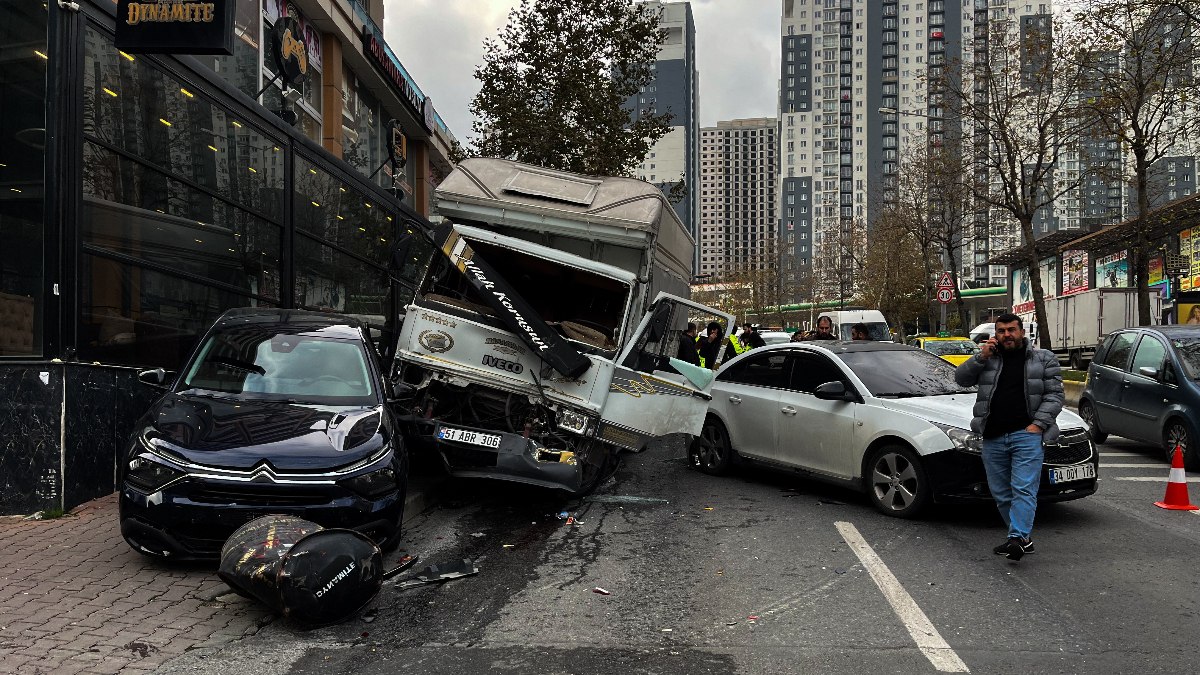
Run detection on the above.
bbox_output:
[1078,400,1107,444]
[568,441,615,498]
[1069,351,1084,371]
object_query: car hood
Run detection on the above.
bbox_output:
[875,394,1087,432]
[143,392,388,470]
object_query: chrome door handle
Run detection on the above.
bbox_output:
[781,406,797,415]
[728,396,742,404]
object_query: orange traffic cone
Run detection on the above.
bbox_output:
[1155,444,1199,511]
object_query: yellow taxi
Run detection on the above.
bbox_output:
[911,336,981,366]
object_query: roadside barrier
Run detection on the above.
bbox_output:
[1154,445,1199,511]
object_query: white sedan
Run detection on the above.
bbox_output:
[688,342,1097,518]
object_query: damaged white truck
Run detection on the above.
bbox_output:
[389,158,732,495]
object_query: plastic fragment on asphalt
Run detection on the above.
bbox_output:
[834,568,847,574]
[502,544,515,548]
[392,559,479,590]
[470,532,485,538]
[557,511,569,519]
[703,507,714,511]
[592,587,611,595]
[565,516,576,525]
[661,628,673,632]
[747,615,759,623]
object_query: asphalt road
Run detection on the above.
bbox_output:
[161,434,1200,675]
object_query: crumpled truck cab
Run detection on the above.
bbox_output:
[390,158,732,495]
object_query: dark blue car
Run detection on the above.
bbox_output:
[1079,325,1200,470]
[119,309,408,560]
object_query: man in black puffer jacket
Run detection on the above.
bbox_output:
[955,313,1063,561]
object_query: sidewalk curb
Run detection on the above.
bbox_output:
[1064,380,1083,408]
[403,473,446,526]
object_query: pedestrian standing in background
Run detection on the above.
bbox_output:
[699,321,723,371]
[740,323,766,350]
[954,313,1064,561]
[810,316,837,340]
[677,322,701,366]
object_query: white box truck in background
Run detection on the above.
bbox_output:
[1019,288,1162,369]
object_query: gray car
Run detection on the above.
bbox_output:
[1079,325,1200,470]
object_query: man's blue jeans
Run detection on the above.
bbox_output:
[981,430,1044,540]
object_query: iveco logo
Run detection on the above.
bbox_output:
[482,354,523,374]
[418,330,454,353]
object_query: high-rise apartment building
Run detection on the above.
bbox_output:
[698,119,779,278]
[630,1,699,271]
[777,0,1082,297]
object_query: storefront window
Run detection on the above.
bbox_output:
[295,156,394,269]
[194,0,262,99]
[343,77,383,182]
[0,1,47,356]
[76,254,271,369]
[83,25,286,221]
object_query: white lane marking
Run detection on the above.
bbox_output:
[1101,464,1169,468]
[835,521,970,673]
[1110,477,1198,482]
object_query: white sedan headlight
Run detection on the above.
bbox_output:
[933,423,982,454]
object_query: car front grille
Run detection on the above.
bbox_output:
[186,486,331,507]
[1044,430,1093,466]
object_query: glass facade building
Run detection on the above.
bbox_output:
[0,0,448,514]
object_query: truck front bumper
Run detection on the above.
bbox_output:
[402,417,585,492]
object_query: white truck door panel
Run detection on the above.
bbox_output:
[598,293,734,449]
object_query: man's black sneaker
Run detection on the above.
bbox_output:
[993,537,1027,560]
[993,538,1035,558]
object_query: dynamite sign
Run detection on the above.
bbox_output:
[116,0,235,55]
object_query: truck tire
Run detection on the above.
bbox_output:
[567,440,616,498]
[1069,350,1084,371]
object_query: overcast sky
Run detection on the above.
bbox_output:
[382,0,781,145]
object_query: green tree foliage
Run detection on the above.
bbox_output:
[470,0,674,176]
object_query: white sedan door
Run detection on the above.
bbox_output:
[772,350,859,479]
[712,351,796,460]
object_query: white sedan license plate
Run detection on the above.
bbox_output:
[1048,463,1096,484]
[438,427,502,449]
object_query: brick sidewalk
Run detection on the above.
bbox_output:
[0,495,273,675]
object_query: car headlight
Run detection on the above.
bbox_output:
[339,466,399,499]
[556,408,594,436]
[125,456,185,493]
[933,423,983,454]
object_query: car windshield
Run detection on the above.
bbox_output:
[837,349,975,397]
[923,340,980,357]
[181,330,376,404]
[1170,337,1200,379]
[838,322,891,340]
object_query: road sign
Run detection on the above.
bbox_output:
[936,271,954,289]
[937,288,954,304]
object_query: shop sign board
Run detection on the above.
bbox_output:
[270,16,309,86]
[1181,229,1200,291]
[362,26,427,126]
[1061,249,1089,296]
[116,0,235,55]
[1095,251,1129,289]
[1012,257,1056,315]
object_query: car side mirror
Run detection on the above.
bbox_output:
[137,368,171,390]
[1137,366,1160,380]
[814,381,853,401]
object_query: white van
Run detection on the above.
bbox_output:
[817,310,893,341]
